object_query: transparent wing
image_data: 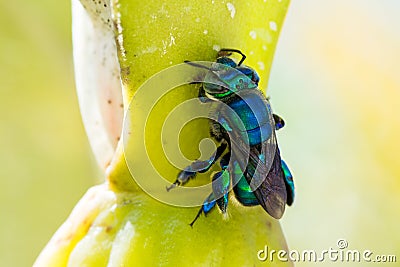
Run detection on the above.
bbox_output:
[230,131,287,219]
[248,144,287,219]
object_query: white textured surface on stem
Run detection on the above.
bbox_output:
[72,0,123,170]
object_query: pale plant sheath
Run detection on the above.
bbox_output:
[72,0,123,170]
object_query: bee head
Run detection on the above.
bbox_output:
[185,49,259,98]
[216,57,237,68]
[215,50,260,86]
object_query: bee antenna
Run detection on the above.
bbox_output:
[218,48,247,66]
[184,60,212,71]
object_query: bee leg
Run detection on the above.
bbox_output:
[281,160,295,206]
[198,86,212,103]
[212,169,230,214]
[189,168,230,226]
[166,142,227,191]
[188,80,211,103]
[273,114,285,130]
[210,120,228,143]
[189,193,216,227]
[219,151,230,170]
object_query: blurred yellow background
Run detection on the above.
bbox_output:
[0,1,98,266]
[273,1,400,265]
[0,0,399,266]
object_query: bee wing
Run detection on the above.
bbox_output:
[249,145,287,219]
[230,133,287,219]
[226,100,276,178]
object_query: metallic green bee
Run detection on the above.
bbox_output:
[167,49,294,226]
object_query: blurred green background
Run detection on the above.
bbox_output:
[0,1,98,266]
[0,0,399,266]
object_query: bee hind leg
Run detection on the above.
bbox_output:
[189,193,217,227]
[212,169,230,215]
[189,169,231,226]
